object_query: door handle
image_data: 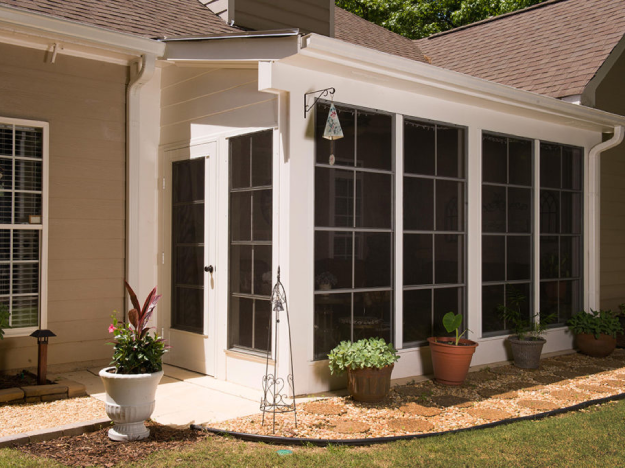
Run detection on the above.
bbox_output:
[205,265,214,273]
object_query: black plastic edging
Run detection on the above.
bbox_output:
[191,391,625,447]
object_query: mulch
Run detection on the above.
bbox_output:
[17,422,210,467]
[0,371,51,390]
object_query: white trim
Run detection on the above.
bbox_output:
[296,34,625,133]
[0,4,164,59]
[533,139,541,317]
[560,95,582,105]
[125,55,157,299]
[587,126,625,310]
[0,116,48,333]
[467,126,482,339]
[394,114,404,349]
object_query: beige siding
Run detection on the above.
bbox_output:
[0,43,127,371]
[234,0,332,35]
[160,67,277,146]
[597,47,625,312]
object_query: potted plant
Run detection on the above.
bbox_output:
[316,271,338,291]
[497,289,555,369]
[567,309,623,357]
[0,303,9,339]
[328,337,399,402]
[427,312,478,386]
[99,282,168,441]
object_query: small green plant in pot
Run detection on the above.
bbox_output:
[328,337,399,403]
[427,312,478,385]
[497,289,555,368]
[567,309,622,357]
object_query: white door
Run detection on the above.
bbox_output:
[161,143,217,375]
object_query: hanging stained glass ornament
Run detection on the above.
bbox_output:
[323,103,343,165]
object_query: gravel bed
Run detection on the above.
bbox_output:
[0,396,106,438]
[208,350,625,440]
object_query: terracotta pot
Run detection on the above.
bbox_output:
[427,337,478,386]
[507,336,546,369]
[575,333,616,358]
[347,364,394,403]
[99,367,163,441]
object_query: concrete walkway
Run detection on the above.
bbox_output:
[51,364,263,427]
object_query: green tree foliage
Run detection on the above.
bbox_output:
[337,0,546,39]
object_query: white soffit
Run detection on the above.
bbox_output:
[0,5,164,65]
[164,33,300,66]
[290,34,625,133]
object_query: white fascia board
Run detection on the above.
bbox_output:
[0,4,164,61]
[164,35,299,65]
[294,34,625,133]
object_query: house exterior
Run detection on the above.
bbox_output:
[415,0,625,313]
[0,0,623,395]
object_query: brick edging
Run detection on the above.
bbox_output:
[0,418,111,448]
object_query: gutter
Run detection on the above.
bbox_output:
[0,4,164,57]
[125,55,157,313]
[162,28,300,42]
[587,126,625,310]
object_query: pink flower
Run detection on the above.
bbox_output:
[108,324,115,333]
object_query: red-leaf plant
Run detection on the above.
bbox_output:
[125,281,162,340]
[107,282,167,374]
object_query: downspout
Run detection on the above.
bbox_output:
[588,125,625,310]
[125,54,156,316]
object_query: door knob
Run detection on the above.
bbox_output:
[205,265,214,273]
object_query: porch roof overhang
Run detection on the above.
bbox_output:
[0,4,165,65]
[163,30,300,68]
[266,33,625,134]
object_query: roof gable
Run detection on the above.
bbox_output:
[416,0,625,98]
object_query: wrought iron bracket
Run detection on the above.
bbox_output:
[304,87,335,118]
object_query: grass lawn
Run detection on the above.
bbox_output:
[2,399,625,467]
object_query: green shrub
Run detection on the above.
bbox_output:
[567,309,623,339]
[0,303,9,340]
[328,337,399,375]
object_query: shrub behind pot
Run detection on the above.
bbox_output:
[567,309,622,358]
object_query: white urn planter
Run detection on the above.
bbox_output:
[99,367,163,441]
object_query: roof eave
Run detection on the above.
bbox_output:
[295,34,625,133]
[0,4,165,61]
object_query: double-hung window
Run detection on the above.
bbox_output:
[0,118,47,335]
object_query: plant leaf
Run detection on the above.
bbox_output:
[124,281,141,314]
[128,309,139,330]
[443,312,462,334]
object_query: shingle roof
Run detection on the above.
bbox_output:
[334,6,427,63]
[0,1,427,63]
[416,0,625,98]
[0,0,238,38]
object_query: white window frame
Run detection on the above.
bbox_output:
[0,117,49,338]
